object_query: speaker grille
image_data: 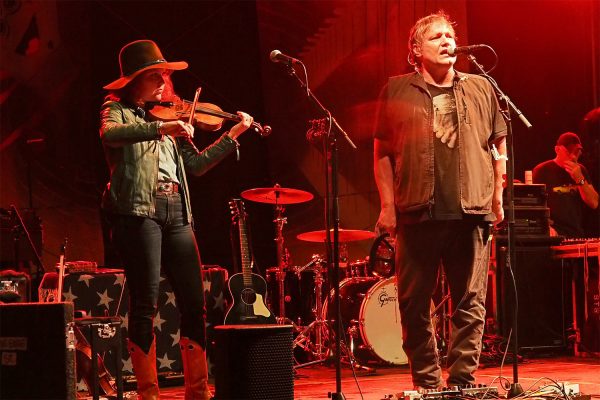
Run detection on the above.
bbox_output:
[214,325,293,400]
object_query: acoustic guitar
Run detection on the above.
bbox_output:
[224,198,275,324]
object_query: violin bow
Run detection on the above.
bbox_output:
[187,87,202,127]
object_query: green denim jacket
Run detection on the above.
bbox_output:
[100,100,237,223]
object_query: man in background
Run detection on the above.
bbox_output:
[533,131,598,238]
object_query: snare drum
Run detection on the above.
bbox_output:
[323,276,408,365]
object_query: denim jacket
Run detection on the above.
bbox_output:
[100,100,237,223]
[374,71,507,217]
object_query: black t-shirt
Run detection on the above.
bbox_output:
[532,159,591,237]
[428,83,462,220]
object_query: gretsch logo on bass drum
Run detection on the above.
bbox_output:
[378,287,397,307]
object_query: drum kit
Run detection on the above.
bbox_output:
[240,185,407,369]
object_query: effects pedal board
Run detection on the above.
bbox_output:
[384,385,499,400]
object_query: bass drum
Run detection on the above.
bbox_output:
[323,277,408,365]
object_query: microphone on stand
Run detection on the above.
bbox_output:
[448,44,488,56]
[269,50,301,65]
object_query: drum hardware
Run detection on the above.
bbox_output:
[342,323,377,373]
[241,184,314,325]
[347,259,369,278]
[274,203,290,324]
[292,254,329,365]
[291,255,367,372]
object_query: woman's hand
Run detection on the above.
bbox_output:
[161,120,195,139]
[229,112,254,140]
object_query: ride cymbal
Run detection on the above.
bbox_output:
[241,187,314,204]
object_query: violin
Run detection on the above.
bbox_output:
[74,324,117,397]
[148,95,271,137]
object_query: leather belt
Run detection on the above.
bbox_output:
[157,181,179,194]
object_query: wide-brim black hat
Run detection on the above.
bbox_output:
[103,40,188,90]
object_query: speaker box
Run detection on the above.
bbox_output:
[0,302,76,399]
[213,324,294,400]
[496,243,567,351]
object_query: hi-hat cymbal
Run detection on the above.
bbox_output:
[241,187,314,205]
[297,229,376,243]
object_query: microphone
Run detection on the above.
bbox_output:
[269,50,301,65]
[448,44,488,57]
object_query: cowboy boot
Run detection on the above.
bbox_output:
[129,339,160,400]
[179,337,212,400]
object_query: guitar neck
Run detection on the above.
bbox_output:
[238,211,253,287]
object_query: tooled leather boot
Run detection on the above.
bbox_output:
[129,339,159,400]
[179,337,212,400]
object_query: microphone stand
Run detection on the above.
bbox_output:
[466,54,532,398]
[283,62,356,400]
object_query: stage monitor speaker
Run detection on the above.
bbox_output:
[213,324,293,400]
[0,302,76,400]
[496,244,567,351]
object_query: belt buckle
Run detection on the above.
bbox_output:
[158,182,172,193]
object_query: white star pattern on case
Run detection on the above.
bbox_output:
[157,352,175,369]
[97,289,113,309]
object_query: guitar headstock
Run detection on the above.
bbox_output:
[229,198,246,222]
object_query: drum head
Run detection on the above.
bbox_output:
[359,277,408,365]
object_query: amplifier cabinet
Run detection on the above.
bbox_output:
[503,183,548,207]
[0,302,76,400]
[496,244,567,352]
[0,270,30,302]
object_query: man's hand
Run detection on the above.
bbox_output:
[492,195,504,226]
[563,160,585,183]
[375,206,396,237]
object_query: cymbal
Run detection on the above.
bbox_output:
[241,187,314,205]
[297,229,376,243]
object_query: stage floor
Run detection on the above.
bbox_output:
[152,356,600,400]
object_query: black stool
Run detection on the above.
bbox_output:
[213,324,294,400]
[74,316,123,400]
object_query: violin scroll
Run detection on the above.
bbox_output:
[255,124,272,137]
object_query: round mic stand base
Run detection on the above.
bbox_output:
[508,383,524,398]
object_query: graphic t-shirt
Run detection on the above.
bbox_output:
[428,83,461,220]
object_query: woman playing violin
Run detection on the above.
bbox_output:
[100,39,253,400]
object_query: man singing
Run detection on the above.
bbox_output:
[373,11,507,389]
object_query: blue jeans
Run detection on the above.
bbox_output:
[111,193,206,353]
[396,220,492,387]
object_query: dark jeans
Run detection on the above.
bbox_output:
[396,220,491,388]
[111,193,206,353]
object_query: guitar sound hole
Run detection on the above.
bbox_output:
[241,288,257,305]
